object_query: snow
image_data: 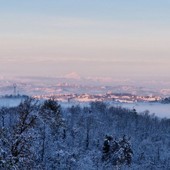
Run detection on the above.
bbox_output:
[1,98,170,169]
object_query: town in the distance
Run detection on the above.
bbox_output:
[1,75,170,104]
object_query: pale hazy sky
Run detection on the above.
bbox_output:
[0,0,170,80]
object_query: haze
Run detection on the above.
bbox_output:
[0,0,170,82]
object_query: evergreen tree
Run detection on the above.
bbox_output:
[102,135,133,169]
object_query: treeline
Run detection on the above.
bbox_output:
[161,97,170,104]
[0,98,170,170]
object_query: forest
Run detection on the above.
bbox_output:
[0,98,170,170]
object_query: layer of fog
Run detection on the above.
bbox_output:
[116,102,170,118]
[0,98,169,118]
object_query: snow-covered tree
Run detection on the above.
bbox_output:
[102,135,133,169]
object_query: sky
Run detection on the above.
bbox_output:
[0,0,170,82]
